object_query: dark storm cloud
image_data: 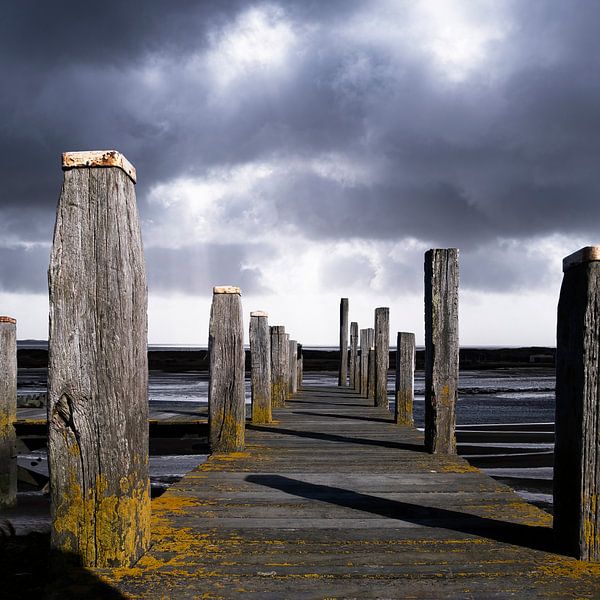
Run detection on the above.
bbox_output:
[1,1,599,295]
[0,246,49,293]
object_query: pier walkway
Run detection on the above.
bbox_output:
[102,386,599,598]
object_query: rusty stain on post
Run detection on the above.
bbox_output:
[62,150,137,184]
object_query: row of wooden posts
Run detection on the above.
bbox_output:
[336,246,600,563]
[0,151,598,566]
[0,151,305,569]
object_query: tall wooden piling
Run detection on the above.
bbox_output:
[209,286,245,453]
[349,322,358,390]
[338,298,349,386]
[367,328,375,399]
[374,308,390,409]
[359,329,369,396]
[0,316,17,509]
[48,150,150,567]
[270,326,287,408]
[395,332,415,426]
[297,343,303,391]
[250,311,271,424]
[424,248,459,455]
[555,246,600,561]
[283,333,291,399]
[289,339,298,395]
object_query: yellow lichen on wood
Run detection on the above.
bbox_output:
[52,470,150,568]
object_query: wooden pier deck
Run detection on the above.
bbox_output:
[101,386,599,599]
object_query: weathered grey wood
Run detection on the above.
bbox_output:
[555,247,600,561]
[349,322,358,390]
[270,326,287,408]
[338,298,349,386]
[283,333,291,400]
[250,312,271,424]
[209,287,245,453]
[424,248,459,455]
[395,332,415,426]
[0,316,17,509]
[289,340,298,395]
[48,156,150,567]
[297,344,303,391]
[359,329,369,397]
[374,308,390,409]
[367,328,375,399]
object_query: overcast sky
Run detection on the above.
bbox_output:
[1,1,599,345]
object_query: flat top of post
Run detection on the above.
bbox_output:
[563,246,600,272]
[213,286,241,295]
[0,316,16,324]
[62,150,137,184]
[270,325,285,334]
[250,310,268,317]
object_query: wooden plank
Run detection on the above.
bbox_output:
[100,385,600,598]
[0,316,17,508]
[48,158,150,567]
[209,287,245,452]
[555,250,600,560]
[424,248,459,455]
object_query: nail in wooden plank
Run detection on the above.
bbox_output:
[338,298,349,386]
[0,316,17,509]
[374,308,390,409]
[395,332,415,426]
[250,311,271,424]
[555,246,600,560]
[48,152,150,567]
[424,248,459,454]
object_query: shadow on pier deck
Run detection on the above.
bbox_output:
[100,386,599,599]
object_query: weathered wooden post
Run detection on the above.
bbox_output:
[359,329,369,396]
[338,298,349,386]
[349,322,358,390]
[209,286,245,452]
[270,326,287,408]
[374,308,390,409]
[367,328,375,399]
[297,343,303,390]
[395,332,415,426]
[289,339,298,395]
[250,311,271,424]
[424,248,459,454]
[555,246,600,561]
[283,333,291,399]
[48,150,150,567]
[0,316,17,509]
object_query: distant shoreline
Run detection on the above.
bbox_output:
[17,345,555,371]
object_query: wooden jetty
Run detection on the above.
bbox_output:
[98,385,600,598]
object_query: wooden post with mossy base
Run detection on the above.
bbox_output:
[555,246,600,561]
[395,332,415,426]
[424,248,459,454]
[270,326,287,408]
[289,340,298,395]
[209,286,245,452]
[297,343,303,391]
[250,311,271,424]
[359,329,368,396]
[338,298,349,386]
[374,308,390,409]
[349,321,358,390]
[48,150,150,568]
[0,316,17,509]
